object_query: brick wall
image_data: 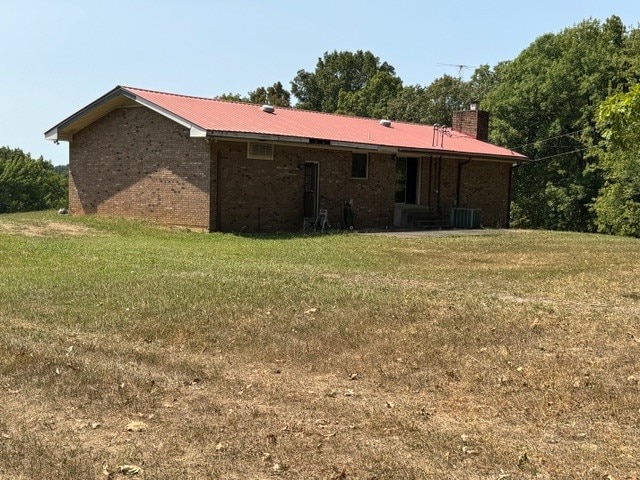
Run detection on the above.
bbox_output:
[211,144,509,231]
[213,141,302,231]
[212,141,395,231]
[438,158,460,213]
[459,160,512,227]
[418,155,511,227]
[452,110,489,141]
[69,106,211,228]
[317,150,395,229]
[416,156,459,214]
[68,105,510,232]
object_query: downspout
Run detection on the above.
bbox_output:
[456,158,471,208]
[506,163,516,229]
[428,156,433,209]
[436,156,442,215]
[216,150,222,232]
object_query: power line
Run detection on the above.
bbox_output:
[508,129,588,151]
[528,146,592,163]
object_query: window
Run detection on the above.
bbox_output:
[247,142,274,160]
[351,153,368,179]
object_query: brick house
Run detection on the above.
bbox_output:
[45,86,526,232]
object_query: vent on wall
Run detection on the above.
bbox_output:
[247,142,274,160]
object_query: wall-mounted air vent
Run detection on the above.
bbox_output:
[247,142,274,160]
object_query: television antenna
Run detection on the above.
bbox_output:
[438,63,477,80]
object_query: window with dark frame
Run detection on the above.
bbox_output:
[351,153,368,179]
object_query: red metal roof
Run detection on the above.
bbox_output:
[60,86,527,160]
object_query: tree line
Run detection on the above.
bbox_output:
[222,16,639,237]
[0,147,67,213]
[3,16,638,236]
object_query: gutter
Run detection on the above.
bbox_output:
[208,131,309,144]
[206,133,523,162]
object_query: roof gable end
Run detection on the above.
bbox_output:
[45,86,207,142]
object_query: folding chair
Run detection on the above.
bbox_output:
[315,209,330,231]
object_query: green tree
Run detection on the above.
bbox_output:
[387,74,470,126]
[467,63,506,106]
[484,16,635,231]
[54,164,69,176]
[0,147,67,213]
[217,82,291,107]
[386,85,430,124]
[336,71,402,119]
[591,84,640,237]
[248,81,291,107]
[291,50,397,112]
[216,92,246,102]
[421,74,470,125]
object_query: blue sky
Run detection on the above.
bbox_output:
[2,0,638,165]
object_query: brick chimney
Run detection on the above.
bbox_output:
[452,103,489,141]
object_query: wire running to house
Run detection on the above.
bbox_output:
[528,146,592,163]
[507,129,589,152]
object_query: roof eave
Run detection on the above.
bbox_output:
[45,84,529,163]
[129,92,207,137]
[45,86,209,142]
[45,86,135,142]
[208,131,310,144]
[431,150,528,163]
[208,131,527,162]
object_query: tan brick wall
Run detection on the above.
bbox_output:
[212,141,395,231]
[317,150,395,229]
[67,105,510,232]
[419,156,438,209]
[438,158,459,214]
[69,106,211,228]
[459,160,511,228]
[452,110,489,141]
[213,141,302,231]
[417,156,460,214]
[417,155,511,227]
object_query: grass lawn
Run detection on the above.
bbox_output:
[0,211,639,479]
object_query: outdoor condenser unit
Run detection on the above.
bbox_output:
[451,208,482,229]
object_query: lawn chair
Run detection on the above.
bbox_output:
[316,209,329,231]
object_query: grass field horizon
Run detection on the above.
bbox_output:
[1,211,639,479]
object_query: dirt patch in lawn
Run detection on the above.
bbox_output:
[0,220,97,237]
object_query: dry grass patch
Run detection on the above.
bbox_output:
[0,219,98,237]
[1,212,639,479]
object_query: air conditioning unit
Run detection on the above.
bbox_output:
[451,208,482,229]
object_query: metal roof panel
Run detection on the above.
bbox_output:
[122,87,525,160]
[48,86,526,161]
